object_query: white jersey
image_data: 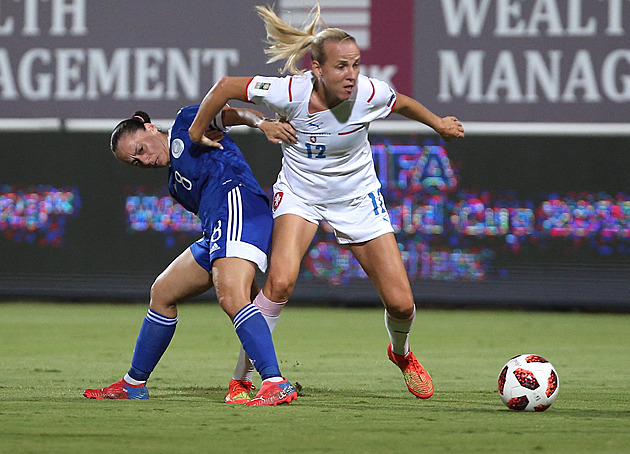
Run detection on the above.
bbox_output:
[247,71,397,203]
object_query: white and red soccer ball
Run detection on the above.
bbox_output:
[498,354,559,411]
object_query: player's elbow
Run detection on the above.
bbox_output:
[188,125,203,143]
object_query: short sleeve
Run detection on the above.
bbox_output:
[246,75,291,117]
[367,77,397,119]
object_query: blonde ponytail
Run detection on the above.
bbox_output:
[256,2,355,74]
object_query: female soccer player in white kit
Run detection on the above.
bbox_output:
[190,3,465,399]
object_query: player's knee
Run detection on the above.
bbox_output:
[149,276,177,313]
[215,286,251,318]
[266,274,295,302]
[216,292,236,315]
[384,292,415,319]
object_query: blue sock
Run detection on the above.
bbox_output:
[127,308,177,382]
[233,304,281,380]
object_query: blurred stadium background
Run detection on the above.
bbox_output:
[1,0,629,310]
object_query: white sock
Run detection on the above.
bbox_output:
[262,313,279,332]
[123,373,146,386]
[231,348,255,382]
[263,376,284,384]
[384,306,416,357]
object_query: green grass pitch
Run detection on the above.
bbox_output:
[1,302,629,453]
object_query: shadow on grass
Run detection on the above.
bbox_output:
[157,385,630,419]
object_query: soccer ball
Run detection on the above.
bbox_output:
[498,354,559,411]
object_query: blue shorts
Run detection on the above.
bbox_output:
[190,185,272,273]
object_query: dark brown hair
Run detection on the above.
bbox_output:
[110,111,151,154]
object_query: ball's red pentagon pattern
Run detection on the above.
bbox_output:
[498,354,559,411]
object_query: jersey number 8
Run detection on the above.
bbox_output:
[175,170,193,190]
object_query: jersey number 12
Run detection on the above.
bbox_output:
[305,143,326,158]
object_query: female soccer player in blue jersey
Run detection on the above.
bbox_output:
[189,3,464,400]
[83,105,298,406]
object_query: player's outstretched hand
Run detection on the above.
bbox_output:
[437,116,465,141]
[259,119,298,145]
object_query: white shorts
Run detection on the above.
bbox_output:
[271,181,394,244]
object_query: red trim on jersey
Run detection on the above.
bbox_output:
[367,79,376,103]
[245,77,255,104]
[386,98,397,117]
[338,126,365,136]
[288,76,293,102]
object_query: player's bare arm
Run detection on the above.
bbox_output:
[393,93,464,141]
[189,77,252,147]
[223,107,297,145]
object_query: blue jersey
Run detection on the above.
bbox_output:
[167,105,269,234]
